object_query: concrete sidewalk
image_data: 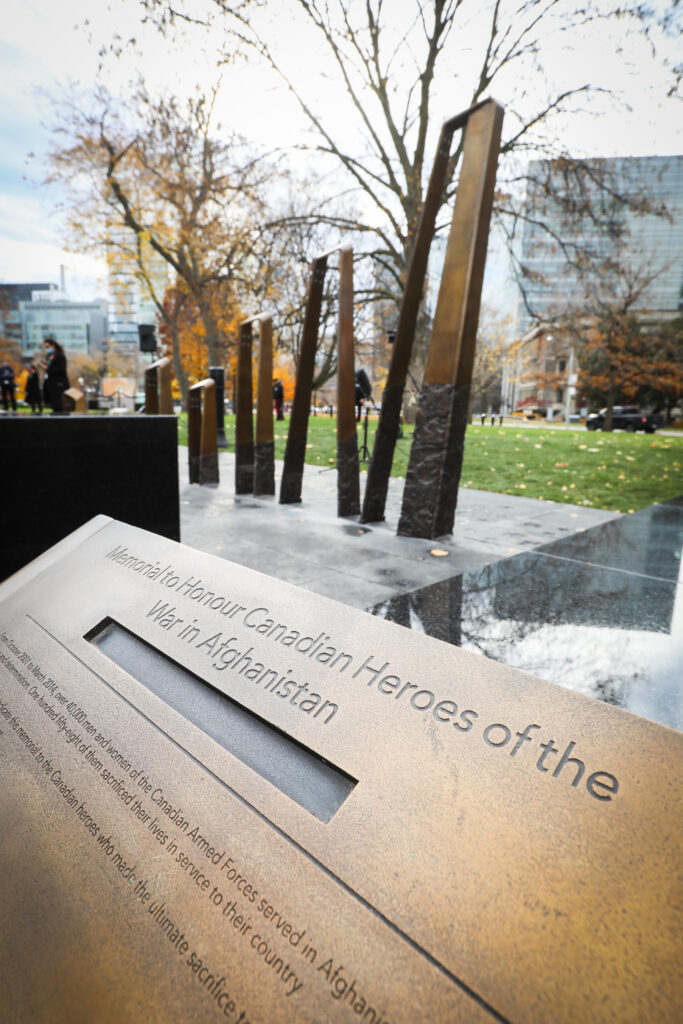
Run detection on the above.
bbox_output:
[178,449,619,610]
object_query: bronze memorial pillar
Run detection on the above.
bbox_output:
[188,377,218,485]
[279,254,329,504]
[144,356,173,416]
[208,366,228,449]
[235,320,255,495]
[144,362,159,416]
[336,245,360,517]
[62,388,86,414]
[398,99,504,539]
[236,315,276,497]
[253,315,275,497]
[361,98,503,526]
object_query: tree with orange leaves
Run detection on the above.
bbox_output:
[158,281,244,396]
[558,252,682,430]
[578,312,682,430]
[0,336,24,378]
[46,82,275,406]
[273,357,297,405]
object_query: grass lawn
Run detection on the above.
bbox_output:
[461,426,681,512]
[177,413,682,513]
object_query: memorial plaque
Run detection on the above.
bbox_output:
[1,518,681,1023]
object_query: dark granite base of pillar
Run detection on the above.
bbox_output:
[398,381,454,539]
[337,433,361,518]
[254,441,275,496]
[279,437,306,504]
[209,367,228,449]
[198,453,219,486]
[432,392,470,536]
[235,443,255,495]
[361,382,404,523]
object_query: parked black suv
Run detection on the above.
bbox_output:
[586,406,662,433]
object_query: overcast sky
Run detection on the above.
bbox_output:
[1,0,680,302]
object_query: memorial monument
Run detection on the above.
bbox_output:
[361,98,504,537]
[1,517,680,1022]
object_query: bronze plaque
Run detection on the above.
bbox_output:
[1,518,680,1023]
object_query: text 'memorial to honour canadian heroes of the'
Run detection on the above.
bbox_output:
[0,516,680,1023]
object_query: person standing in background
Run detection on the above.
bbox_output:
[354,368,372,423]
[41,337,69,414]
[24,364,43,414]
[0,361,17,413]
[273,378,285,420]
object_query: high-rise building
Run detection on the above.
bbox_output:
[1,283,107,359]
[518,154,683,329]
[0,282,55,346]
[501,155,682,418]
[107,247,138,349]
[107,232,169,350]
[19,292,107,357]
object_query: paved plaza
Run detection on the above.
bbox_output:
[179,448,619,610]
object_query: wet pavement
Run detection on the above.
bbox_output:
[179,449,618,609]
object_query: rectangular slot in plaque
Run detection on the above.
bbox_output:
[86,618,356,822]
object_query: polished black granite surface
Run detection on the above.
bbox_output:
[1,416,180,581]
[535,499,683,581]
[371,501,683,732]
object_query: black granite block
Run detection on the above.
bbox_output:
[254,440,275,496]
[536,502,683,581]
[1,415,179,580]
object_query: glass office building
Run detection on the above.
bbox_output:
[20,296,108,356]
[518,155,683,328]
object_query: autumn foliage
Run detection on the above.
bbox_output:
[0,336,24,377]
[156,284,241,391]
[578,312,683,427]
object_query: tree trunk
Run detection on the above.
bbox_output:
[602,386,616,431]
[198,299,223,368]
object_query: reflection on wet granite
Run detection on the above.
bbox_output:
[491,554,676,632]
[371,502,683,732]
